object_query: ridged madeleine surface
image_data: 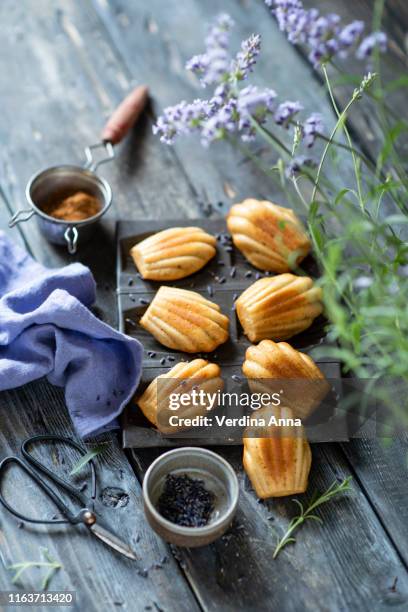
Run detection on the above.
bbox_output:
[140,286,229,353]
[136,359,223,433]
[130,227,216,281]
[226,198,311,272]
[243,405,312,498]
[243,340,329,419]
[236,273,323,342]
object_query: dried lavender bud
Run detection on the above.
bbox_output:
[125,318,137,328]
[127,278,134,286]
[157,473,215,527]
[230,266,236,278]
[139,298,150,305]
[224,246,233,252]
[255,272,261,280]
[138,568,148,578]
[218,276,226,284]
[167,356,176,361]
[245,271,252,278]
[232,374,242,383]
[207,285,214,297]
[148,351,156,358]
[160,357,166,365]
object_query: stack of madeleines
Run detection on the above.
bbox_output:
[130,199,328,499]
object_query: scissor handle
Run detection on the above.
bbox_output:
[21,435,96,504]
[0,456,75,524]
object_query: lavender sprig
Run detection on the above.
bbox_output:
[153,14,324,151]
[265,0,386,66]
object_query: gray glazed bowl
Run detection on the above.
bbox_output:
[143,447,239,547]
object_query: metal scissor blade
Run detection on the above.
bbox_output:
[89,523,137,561]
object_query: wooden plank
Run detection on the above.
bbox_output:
[130,444,408,612]
[0,382,200,611]
[341,437,408,567]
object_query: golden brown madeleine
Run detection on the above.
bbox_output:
[130,227,216,281]
[136,359,223,433]
[236,273,323,342]
[140,286,229,353]
[243,405,312,498]
[226,198,311,272]
[242,340,329,419]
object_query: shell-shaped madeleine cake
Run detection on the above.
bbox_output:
[137,359,223,433]
[236,273,323,342]
[139,286,229,353]
[130,227,216,281]
[242,340,329,419]
[226,198,311,272]
[243,405,312,498]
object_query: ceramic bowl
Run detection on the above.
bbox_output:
[143,447,239,547]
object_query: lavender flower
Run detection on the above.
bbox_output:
[274,101,303,126]
[186,13,234,86]
[286,155,317,178]
[238,85,276,117]
[153,13,324,151]
[201,98,238,146]
[356,32,388,60]
[233,34,262,80]
[338,21,365,50]
[302,112,324,147]
[265,1,386,66]
[205,13,234,50]
[153,99,216,144]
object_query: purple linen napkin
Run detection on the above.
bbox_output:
[0,231,143,438]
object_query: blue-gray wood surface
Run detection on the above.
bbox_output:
[0,1,407,611]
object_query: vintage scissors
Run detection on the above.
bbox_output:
[0,434,136,561]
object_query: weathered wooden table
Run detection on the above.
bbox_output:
[0,1,407,610]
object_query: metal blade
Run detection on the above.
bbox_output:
[89,523,137,561]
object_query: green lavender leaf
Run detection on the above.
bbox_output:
[69,444,106,475]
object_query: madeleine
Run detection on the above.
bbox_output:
[140,286,229,353]
[226,198,310,272]
[243,405,312,498]
[130,227,216,281]
[242,340,329,419]
[137,359,223,433]
[236,273,323,342]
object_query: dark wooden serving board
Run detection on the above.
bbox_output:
[116,218,344,448]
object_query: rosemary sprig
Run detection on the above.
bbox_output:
[273,477,352,559]
[7,547,62,590]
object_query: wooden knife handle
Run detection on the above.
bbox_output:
[101,85,149,145]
